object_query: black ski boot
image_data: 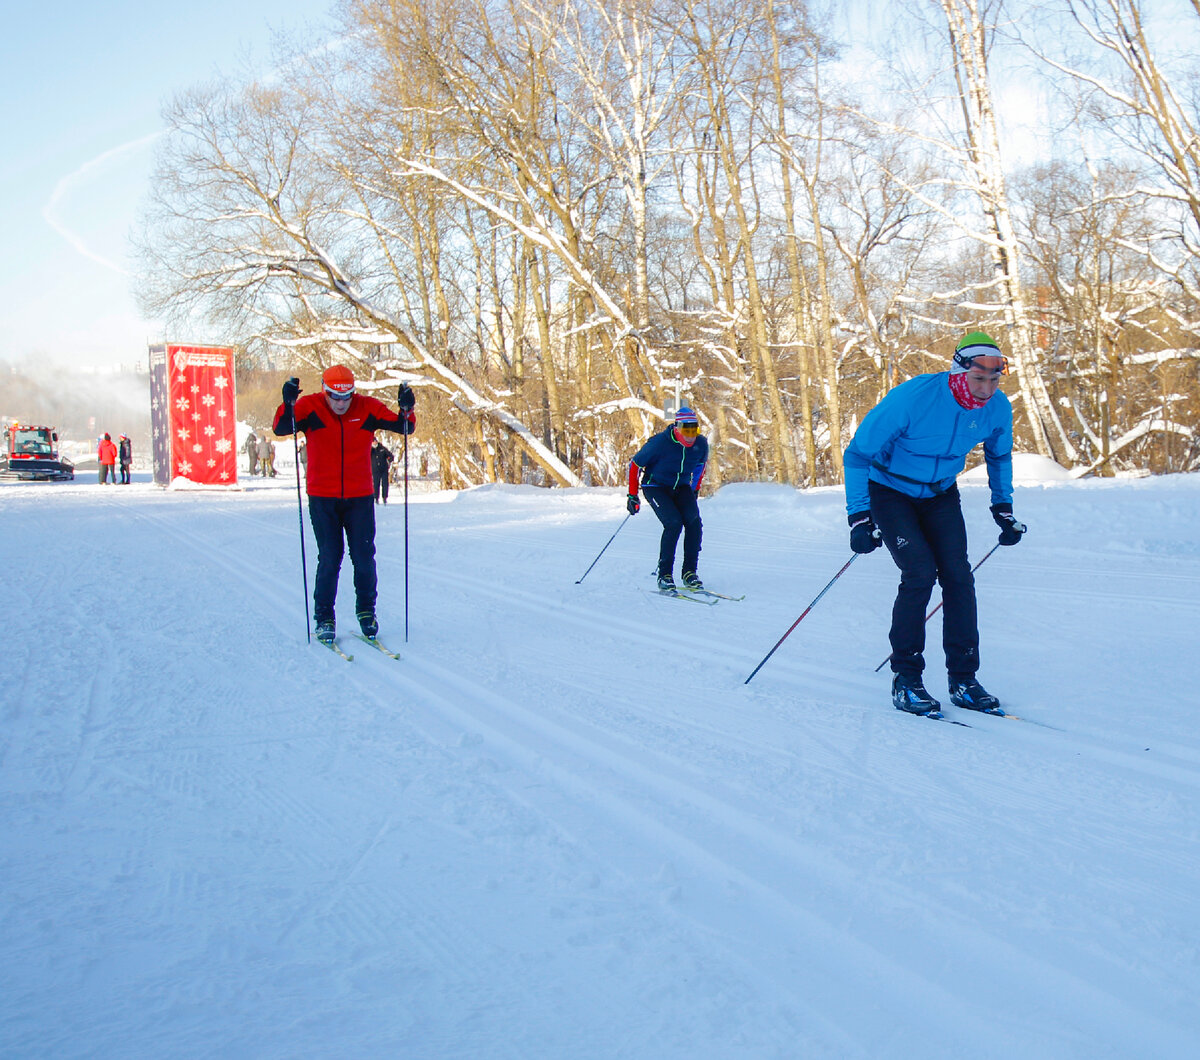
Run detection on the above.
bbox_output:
[657,572,676,592]
[357,610,379,639]
[892,673,941,716]
[681,570,704,590]
[949,678,1002,714]
[316,619,336,645]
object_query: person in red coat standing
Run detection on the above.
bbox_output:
[97,433,118,485]
[273,365,416,644]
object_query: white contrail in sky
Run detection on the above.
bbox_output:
[43,131,162,275]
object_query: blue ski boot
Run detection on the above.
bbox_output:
[315,619,336,645]
[892,674,941,715]
[949,678,1002,714]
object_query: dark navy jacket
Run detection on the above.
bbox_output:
[631,428,708,491]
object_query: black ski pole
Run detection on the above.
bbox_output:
[290,419,311,644]
[745,554,860,685]
[872,542,1002,673]
[403,428,410,643]
[575,513,632,584]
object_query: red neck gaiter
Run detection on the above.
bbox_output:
[949,372,987,410]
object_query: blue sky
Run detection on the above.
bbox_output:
[0,0,335,371]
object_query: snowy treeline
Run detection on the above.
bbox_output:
[137,0,1200,487]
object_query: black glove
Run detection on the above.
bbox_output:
[626,494,640,515]
[398,384,415,411]
[282,377,301,406]
[848,511,882,554]
[991,503,1026,546]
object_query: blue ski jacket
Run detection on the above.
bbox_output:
[631,428,708,492]
[843,372,1014,516]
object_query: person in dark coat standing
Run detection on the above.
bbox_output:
[371,440,394,504]
[118,434,132,484]
[244,432,259,476]
[626,407,709,592]
[273,365,416,644]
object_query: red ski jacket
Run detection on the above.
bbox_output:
[273,393,414,498]
[98,439,117,465]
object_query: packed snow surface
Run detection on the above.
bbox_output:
[3,469,1199,1058]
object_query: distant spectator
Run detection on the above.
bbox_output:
[98,433,117,485]
[371,440,394,504]
[118,434,132,484]
[244,432,259,476]
[257,434,276,478]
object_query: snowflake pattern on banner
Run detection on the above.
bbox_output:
[149,345,238,486]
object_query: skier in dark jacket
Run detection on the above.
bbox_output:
[273,365,416,645]
[371,440,394,504]
[627,407,709,592]
[843,331,1026,716]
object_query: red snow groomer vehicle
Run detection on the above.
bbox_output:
[1,423,75,481]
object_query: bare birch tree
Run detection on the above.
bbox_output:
[137,72,581,486]
[936,0,1077,463]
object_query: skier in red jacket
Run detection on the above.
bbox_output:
[273,365,416,644]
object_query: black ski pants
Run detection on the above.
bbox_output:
[869,481,979,683]
[308,495,377,623]
[643,484,702,578]
[373,467,389,503]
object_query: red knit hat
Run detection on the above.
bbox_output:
[322,365,356,397]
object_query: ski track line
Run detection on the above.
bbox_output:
[1,501,119,798]
[56,575,121,800]
[398,554,1085,770]
[362,652,1195,1055]
[411,559,866,692]
[101,498,307,632]
[83,496,1200,804]
[361,660,927,1054]
[303,643,883,1052]
[0,505,71,770]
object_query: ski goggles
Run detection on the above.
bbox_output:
[950,350,1008,374]
[676,422,699,435]
[323,385,355,403]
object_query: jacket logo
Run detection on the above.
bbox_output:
[895,536,908,549]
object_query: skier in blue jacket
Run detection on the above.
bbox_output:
[844,332,1027,716]
[627,407,709,592]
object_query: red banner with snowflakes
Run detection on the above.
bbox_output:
[148,343,238,487]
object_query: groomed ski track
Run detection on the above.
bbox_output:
[3,475,1200,1058]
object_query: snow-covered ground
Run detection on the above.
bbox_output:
[3,465,1199,1058]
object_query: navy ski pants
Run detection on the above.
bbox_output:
[308,495,377,623]
[642,484,702,577]
[869,481,979,683]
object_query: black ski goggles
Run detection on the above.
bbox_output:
[952,351,1009,376]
